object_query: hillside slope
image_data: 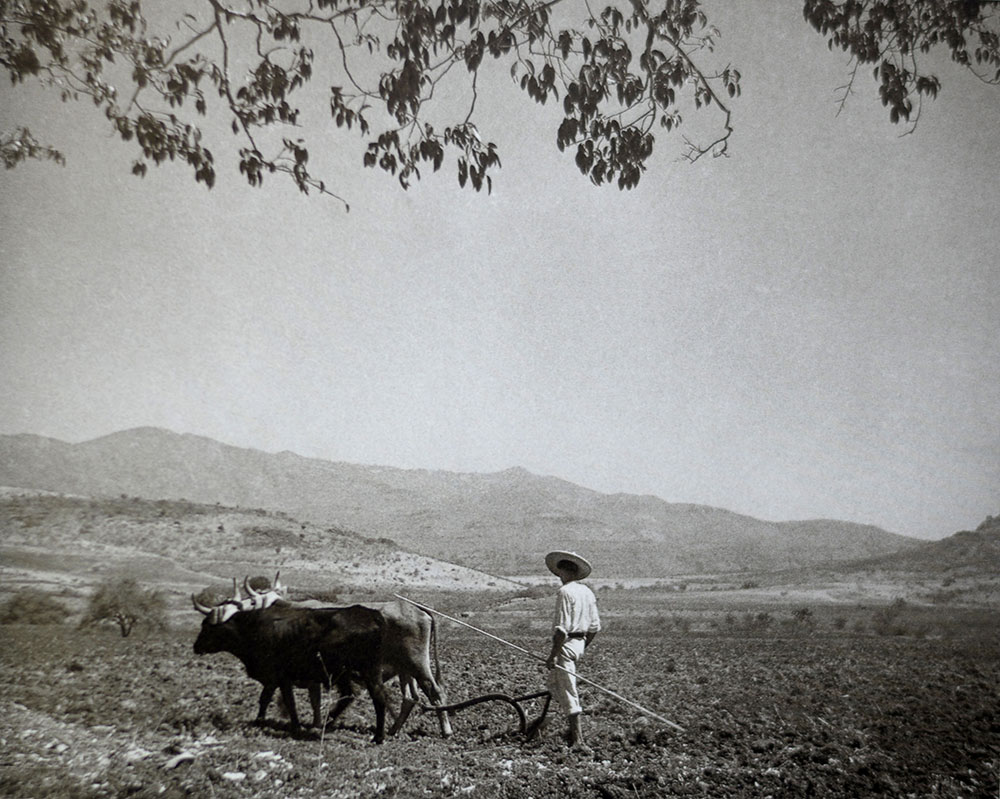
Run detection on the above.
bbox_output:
[0,428,920,576]
[845,515,1000,576]
[0,489,516,613]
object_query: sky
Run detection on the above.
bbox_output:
[1,3,998,540]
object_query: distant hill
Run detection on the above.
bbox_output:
[0,489,514,609]
[0,428,921,577]
[844,515,1000,577]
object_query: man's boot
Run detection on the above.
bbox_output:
[567,713,583,747]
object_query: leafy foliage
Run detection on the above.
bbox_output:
[0,0,1000,200]
[803,0,1000,126]
[80,576,166,637]
[1,126,65,168]
[0,588,66,624]
[3,1,994,200]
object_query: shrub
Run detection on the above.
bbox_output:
[193,586,229,607]
[80,576,167,637]
[742,611,773,631]
[0,588,66,624]
[246,574,278,591]
[308,588,342,603]
[671,614,692,633]
[872,598,909,636]
[512,584,549,600]
[792,607,815,628]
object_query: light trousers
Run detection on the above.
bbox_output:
[546,637,587,716]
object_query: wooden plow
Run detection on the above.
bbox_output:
[394,593,685,737]
[419,689,553,738]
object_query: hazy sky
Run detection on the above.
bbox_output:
[1,3,997,539]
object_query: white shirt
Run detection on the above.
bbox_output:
[553,580,601,636]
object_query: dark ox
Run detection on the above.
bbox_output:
[192,601,388,743]
[239,577,453,737]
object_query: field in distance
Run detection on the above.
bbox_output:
[1,591,996,799]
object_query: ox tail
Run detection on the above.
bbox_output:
[430,609,443,684]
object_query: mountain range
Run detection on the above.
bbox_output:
[0,427,923,577]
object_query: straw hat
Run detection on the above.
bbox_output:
[545,550,592,580]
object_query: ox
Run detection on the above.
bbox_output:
[206,576,453,737]
[192,599,388,743]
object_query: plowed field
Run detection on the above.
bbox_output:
[2,606,997,798]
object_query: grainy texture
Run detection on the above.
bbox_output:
[1,600,997,798]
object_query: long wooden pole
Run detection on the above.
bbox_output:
[393,593,685,732]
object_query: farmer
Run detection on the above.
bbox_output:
[544,550,601,747]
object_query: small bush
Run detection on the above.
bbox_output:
[671,614,692,633]
[792,607,815,629]
[246,574,274,591]
[308,588,342,603]
[0,588,66,625]
[512,584,550,600]
[872,598,908,636]
[742,611,773,631]
[80,576,167,637]
[193,586,229,607]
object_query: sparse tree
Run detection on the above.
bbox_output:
[81,576,167,637]
[1,0,996,203]
[0,588,67,624]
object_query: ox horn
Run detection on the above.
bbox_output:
[231,577,243,602]
[244,575,260,598]
[273,571,283,592]
[192,595,212,615]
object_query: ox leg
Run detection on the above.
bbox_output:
[325,675,357,725]
[257,684,277,725]
[415,673,453,737]
[308,683,323,728]
[278,682,301,732]
[383,685,400,726]
[388,678,419,736]
[364,672,388,744]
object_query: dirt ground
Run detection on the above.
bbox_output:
[2,597,998,799]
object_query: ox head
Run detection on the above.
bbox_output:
[191,577,245,626]
[192,577,256,654]
[191,573,288,655]
[193,610,242,655]
[191,572,285,620]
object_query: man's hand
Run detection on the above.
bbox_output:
[546,629,567,669]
